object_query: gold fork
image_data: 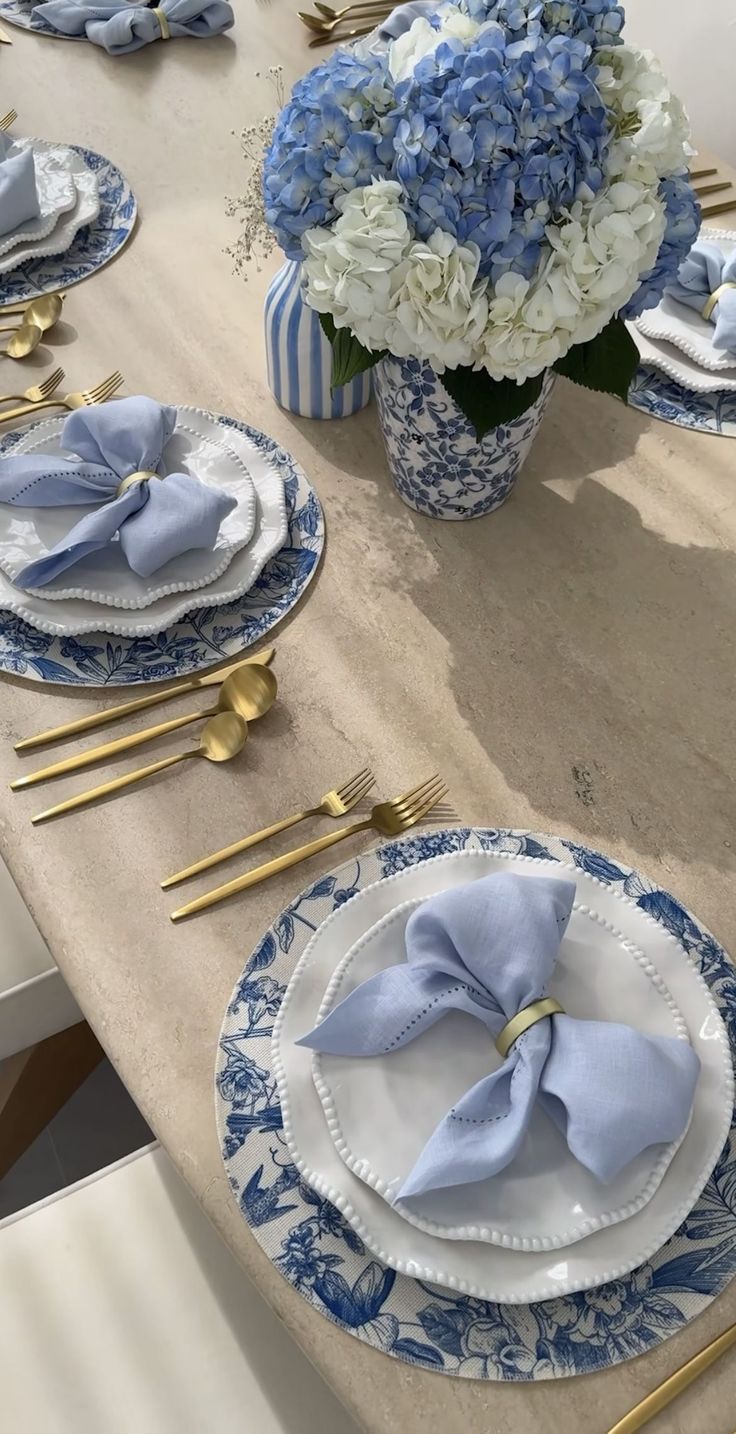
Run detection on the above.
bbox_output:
[169,774,448,921]
[0,109,17,131]
[308,21,377,44]
[162,767,377,889]
[0,372,124,425]
[0,367,65,407]
[300,4,389,33]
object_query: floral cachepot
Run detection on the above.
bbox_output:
[373,356,555,520]
[264,260,372,420]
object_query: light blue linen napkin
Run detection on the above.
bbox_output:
[378,1,437,39]
[0,396,237,586]
[665,239,736,355]
[299,873,701,1198]
[0,134,40,241]
[31,0,233,50]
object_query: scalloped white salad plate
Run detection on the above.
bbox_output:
[312,895,692,1250]
[630,325,736,394]
[0,408,257,608]
[634,229,736,374]
[0,407,288,638]
[0,143,100,276]
[273,848,732,1304]
[0,140,77,259]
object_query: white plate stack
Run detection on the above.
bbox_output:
[272,848,734,1303]
[629,228,736,395]
[0,138,101,277]
[0,406,289,638]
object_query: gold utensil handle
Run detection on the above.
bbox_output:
[14,647,275,752]
[12,708,208,788]
[0,395,68,424]
[607,1321,736,1433]
[32,751,190,824]
[161,807,314,888]
[170,818,371,920]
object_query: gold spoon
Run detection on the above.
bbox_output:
[299,4,387,31]
[31,712,248,824]
[0,292,64,319]
[0,294,64,333]
[2,323,42,359]
[313,0,390,16]
[12,663,277,790]
[308,21,375,44]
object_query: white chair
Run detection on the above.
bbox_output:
[0,1142,359,1434]
[0,854,99,1179]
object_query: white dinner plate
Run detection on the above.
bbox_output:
[313,895,691,1249]
[0,143,99,276]
[0,140,77,259]
[0,407,288,637]
[1,409,257,607]
[273,849,732,1304]
[634,229,736,375]
[630,324,736,394]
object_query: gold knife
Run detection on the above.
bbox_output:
[13,647,275,753]
[607,1319,736,1433]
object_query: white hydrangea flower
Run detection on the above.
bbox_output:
[597,44,692,179]
[301,180,410,352]
[388,6,479,83]
[388,230,489,371]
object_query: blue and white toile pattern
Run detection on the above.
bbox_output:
[216,828,736,1381]
[0,145,136,306]
[0,417,324,685]
[629,366,736,437]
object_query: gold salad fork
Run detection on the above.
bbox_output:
[169,774,448,921]
[162,766,377,888]
[0,371,123,424]
[0,109,17,131]
[0,367,65,407]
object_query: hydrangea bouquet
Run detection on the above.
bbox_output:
[263,0,699,436]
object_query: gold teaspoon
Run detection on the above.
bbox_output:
[31,712,248,824]
[0,294,64,334]
[2,322,42,359]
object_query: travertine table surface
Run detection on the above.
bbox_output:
[1,17,735,1434]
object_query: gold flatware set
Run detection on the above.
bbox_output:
[0,370,124,422]
[691,156,736,221]
[298,0,390,45]
[0,292,66,360]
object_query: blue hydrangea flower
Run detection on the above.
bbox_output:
[623,176,701,319]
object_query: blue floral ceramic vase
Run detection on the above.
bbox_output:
[373,356,555,520]
[264,260,372,420]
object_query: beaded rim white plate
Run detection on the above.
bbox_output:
[0,140,77,259]
[311,893,691,1249]
[0,407,288,637]
[1,409,257,607]
[630,324,736,394]
[272,848,733,1303]
[0,143,99,275]
[634,229,736,374]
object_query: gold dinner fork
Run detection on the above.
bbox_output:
[169,774,448,921]
[308,21,377,44]
[299,4,389,33]
[0,109,17,131]
[0,367,65,407]
[162,766,377,888]
[0,372,124,425]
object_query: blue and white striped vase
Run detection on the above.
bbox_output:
[264,259,372,420]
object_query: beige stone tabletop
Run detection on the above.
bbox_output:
[1,15,735,1434]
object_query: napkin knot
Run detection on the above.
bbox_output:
[702,280,736,322]
[152,6,171,37]
[115,468,163,497]
[495,996,564,1059]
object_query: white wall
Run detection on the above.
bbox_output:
[624,0,736,164]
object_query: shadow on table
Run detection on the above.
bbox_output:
[293,380,735,884]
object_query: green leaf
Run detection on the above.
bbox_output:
[439,367,545,440]
[552,317,639,402]
[317,313,384,390]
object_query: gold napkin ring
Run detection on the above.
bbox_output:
[116,469,162,498]
[702,281,736,322]
[153,6,170,38]
[495,997,565,1059]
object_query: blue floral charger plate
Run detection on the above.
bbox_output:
[0,417,324,685]
[630,365,736,437]
[0,146,136,307]
[216,827,736,1381]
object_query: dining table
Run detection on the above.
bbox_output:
[1,13,735,1434]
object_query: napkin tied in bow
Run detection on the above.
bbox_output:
[299,874,700,1199]
[0,395,237,586]
[31,0,234,51]
[665,240,736,355]
[0,134,41,241]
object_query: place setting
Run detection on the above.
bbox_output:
[628,226,736,437]
[0,392,324,683]
[0,111,136,308]
[215,823,736,1422]
[0,0,233,46]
